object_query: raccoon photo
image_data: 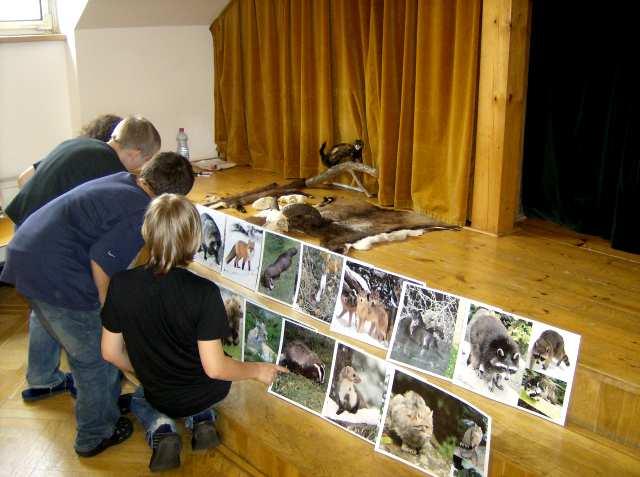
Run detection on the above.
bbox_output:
[467,309,521,392]
[530,329,571,370]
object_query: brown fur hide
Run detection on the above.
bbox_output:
[248,198,459,254]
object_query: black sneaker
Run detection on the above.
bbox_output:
[22,373,77,402]
[191,421,220,451]
[149,425,181,472]
[76,416,133,457]
[118,393,133,414]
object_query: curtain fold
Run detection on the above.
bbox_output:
[211,0,481,224]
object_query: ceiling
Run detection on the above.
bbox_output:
[77,0,232,29]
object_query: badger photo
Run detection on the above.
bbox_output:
[219,286,244,360]
[322,343,391,442]
[270,320,336,414]
[453,304,533,407]
[294,245,344,323]
[194,205,226,272]
[388,284,466,379]
[242,302,283,364]
[257,232,301,305]
[377,369,490,477]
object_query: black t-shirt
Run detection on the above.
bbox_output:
[101,266,231,417]
[5,138,124,226]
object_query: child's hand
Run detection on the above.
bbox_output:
[256,363,289,385]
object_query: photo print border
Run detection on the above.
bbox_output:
[221,217,265,291]
[375,366,492,477]
[321,340,393,444]
[292,243,346,325]
[194,204,227,273]
[269,319,337,417]
[256,230,303,307]
[387,282,468,381]
[330,256,425,351]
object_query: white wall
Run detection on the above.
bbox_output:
[0,40,73,205]
[76,26,216,160]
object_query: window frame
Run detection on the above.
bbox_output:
[0,0,58,36]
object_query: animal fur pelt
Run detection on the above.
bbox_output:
[247,197,459,254]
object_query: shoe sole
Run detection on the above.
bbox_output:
[150,434,181,472]
[192,424,221,451]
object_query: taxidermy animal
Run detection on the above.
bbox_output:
[277,194,308,208]
[246,321,267,354]
[336,366,365,415]
[281,340,325,384]
[226,240,255,270]
[261,247,298,290]
[223,295,243,347]
[319,139,364,168]
[399,313,445,357]
[530,330,570,370]
[199,214,222,264]
[467,309,520,393]
[355,292,389,342]
[387,390,433,455]
[252,196,278,210]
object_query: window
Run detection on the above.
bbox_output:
[0,0,57,35]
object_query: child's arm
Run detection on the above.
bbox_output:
[198,339,287,385]
[101,327,135,373]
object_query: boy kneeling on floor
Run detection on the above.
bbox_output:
[101,194,287,472]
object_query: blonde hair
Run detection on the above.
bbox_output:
[142,194,201,274]
[111,115,161,158]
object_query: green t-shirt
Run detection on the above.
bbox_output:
[5,138,124,226]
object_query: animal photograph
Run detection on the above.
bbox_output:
[294,245,344,323]
[219,286,245,360]
[330,259,412,349]
[376,369,490,477]
[517,369,568,424]
[321,343,391,443]
[453,304,533,407]
[388,284,467,379]
[257,231,301,305]
[221,218,264,290]
[527,323,580,383]
[270,320,336,414]
[242,302,283,364]
[194,205,226,272]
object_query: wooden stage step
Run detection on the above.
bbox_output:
[189,167,640,453]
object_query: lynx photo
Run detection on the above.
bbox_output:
[242,302,283,364]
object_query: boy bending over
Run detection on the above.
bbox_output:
[101,194,286,472]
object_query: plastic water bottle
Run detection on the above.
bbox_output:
[176,128,190,159]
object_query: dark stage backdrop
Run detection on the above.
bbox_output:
[522,2,639,254]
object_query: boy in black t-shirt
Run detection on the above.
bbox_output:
[101,194,287,472]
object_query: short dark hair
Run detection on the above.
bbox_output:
[140,152,195,196]
[79,114,122,142]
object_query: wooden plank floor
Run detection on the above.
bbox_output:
[1,165,639,476]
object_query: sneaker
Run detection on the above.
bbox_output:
[191,420,220,451]
[22,373,77,402]
[76,416,133,457]
[118,393,133,414]
[149,424,181,472]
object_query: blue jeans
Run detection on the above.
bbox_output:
[26,312,66,388]
[28,299,121,453]
[131,386,215,446]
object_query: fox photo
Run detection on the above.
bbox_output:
[257,232,301,305]
[321,343,391,443]
[194,204,226,272]
[388,284,466,379]
[517,369,568,423]
[453,304,533,407]
[294,245,344,323]
[221,218,264,290]
[242,302,283,364]
[330,259,411,349]
[219,286,244,360]
[270,320,336,414]
[376,369,490,477]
